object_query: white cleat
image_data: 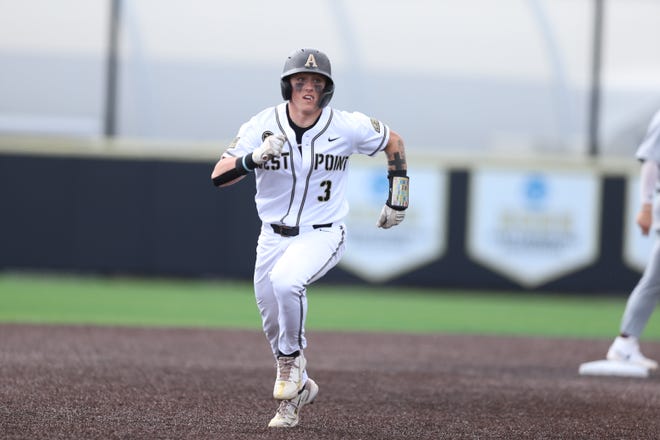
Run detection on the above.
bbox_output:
[268,378,318,428]
[273,353,306,400]
[607,336,658,370]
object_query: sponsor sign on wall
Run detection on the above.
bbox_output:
[340,165,447,282]
[623,175,655,272]
[466,168,600,288]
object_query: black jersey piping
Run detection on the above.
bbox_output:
[306,224,345,282]
[298,224,345,349]
[275,108,296,224]
[294,109,333,226]
[367,124,389,157]
[296,291,304,350]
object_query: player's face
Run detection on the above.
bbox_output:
[289,73,326,112]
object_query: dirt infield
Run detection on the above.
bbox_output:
[1,324,660,439]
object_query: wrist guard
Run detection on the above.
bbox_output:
[239,154,258,171]
[211,155,255,186]
[386,170,409,211]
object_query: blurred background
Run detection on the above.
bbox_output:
[1,0,659,294]
[2,0,660,153]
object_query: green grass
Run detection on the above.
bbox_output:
[1,272,659,340]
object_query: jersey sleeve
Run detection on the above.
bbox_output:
[221,110,271,159]
[349,111,391,156]
[636,110,660,163]
[639,159,657,204]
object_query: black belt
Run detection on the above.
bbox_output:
[270,223,332,237]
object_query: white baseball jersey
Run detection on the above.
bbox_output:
[223,102,390,226]
[635,109,660,231]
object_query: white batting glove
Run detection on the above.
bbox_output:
[377,205,406,229]
[252,134,285,165]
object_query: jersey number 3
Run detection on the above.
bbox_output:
[318,180,332,202]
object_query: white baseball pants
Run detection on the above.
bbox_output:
[253,222,346,358]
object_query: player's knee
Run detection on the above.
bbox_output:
[269,269,303,298]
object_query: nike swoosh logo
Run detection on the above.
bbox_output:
[328,136,340,142]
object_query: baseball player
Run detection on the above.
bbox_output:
[210,48,409,428]
[606,108,660,370]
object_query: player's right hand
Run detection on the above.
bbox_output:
[253,134,285,165]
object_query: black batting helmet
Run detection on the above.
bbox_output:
[280,48,334,108]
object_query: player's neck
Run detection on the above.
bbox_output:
[287,103,322,128]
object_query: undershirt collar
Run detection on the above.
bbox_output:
[286,105,322,147]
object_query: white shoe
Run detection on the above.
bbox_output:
[268,378,318,428]
[273,353,306,400]
[607,336,658,370]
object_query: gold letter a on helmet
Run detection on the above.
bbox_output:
[304,54,318,68]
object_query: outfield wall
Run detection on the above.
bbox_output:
[0,138,649,294]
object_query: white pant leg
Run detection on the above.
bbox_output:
[254,223,346,356]
[621,235,660,337]
[254,226,287,358]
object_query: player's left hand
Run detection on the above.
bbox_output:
[377,205,405,229]
[637,203,653,235]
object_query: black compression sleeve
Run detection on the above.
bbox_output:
[211,157,249,186]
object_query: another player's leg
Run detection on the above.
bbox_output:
[607,335,658,369]
[607,240,660,369]
[268,378,319,428]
